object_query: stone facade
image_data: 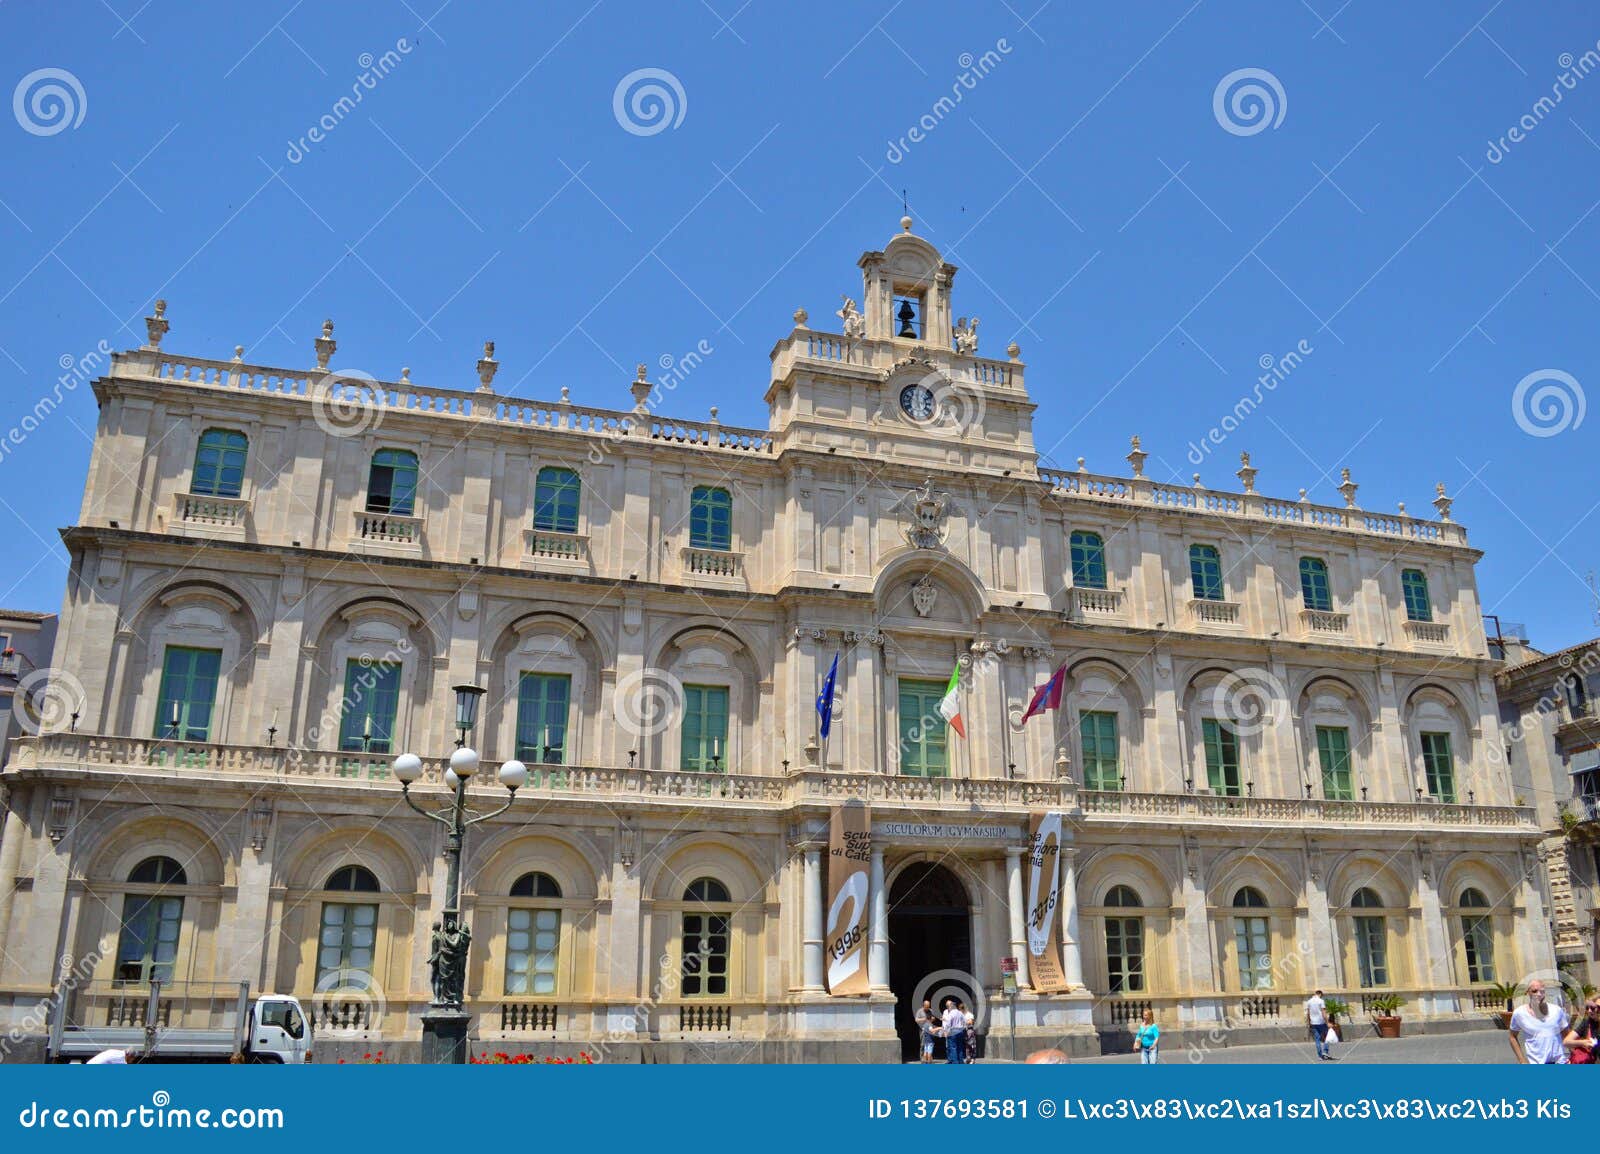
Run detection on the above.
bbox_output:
[1498,636,1600,992]
[0,610,59,773]
[0,219,1553,1062]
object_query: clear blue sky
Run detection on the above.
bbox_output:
[1,0,1596,647]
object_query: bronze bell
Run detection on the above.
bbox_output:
[897,298,918,337]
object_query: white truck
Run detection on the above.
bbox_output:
[49,980,312,1064]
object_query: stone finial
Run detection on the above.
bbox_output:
[144,300,169,350]
[314,318,336,369]
[476,340,499,392]
[1006,341,1021,362]
[631,363,652,412]
[1397,501,1407,516]
[1192,472,1204,489]
[1236,451,1257,494]
[1298,488,1309,503]
[1337,467,1359,509]
[1126,435,1147,478]
[559,386,571,404]
[1076,456,1087,473]
[233,345,244,361]
[401,367,411,383]
[709,406,720,425]
[793,307,808,328]
[900,215,913,233]
[1433,482,1453,522]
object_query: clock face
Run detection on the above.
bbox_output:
[899,383,936,421]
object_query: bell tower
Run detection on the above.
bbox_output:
[856,216,956,348]
[766,215,1035,475]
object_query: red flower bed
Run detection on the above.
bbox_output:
[469,1051,594,1065]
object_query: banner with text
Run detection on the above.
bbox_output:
[1025,811,1068,992]
[826,803,872,995]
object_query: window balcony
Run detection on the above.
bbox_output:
[1402,619,1451,645]
[1299,608,1350,637]
[1188,598,1241,626]
[354,509,423,546]
[681,546,744,580]
[173,492,248,534]
[0,651,21,677]
[524,529,590,565]
[1069,587,1126,618]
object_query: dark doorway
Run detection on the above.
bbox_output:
[887,861,974,1060]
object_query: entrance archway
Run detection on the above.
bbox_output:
[887,861,974,1060]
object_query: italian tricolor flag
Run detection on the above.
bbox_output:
[938,663,966,739]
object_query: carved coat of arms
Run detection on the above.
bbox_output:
[903,479,950,549]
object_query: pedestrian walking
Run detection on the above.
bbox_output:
[1132,1009,1160,1064]
[1507,980,1570,1064]
[1305,989,1333,1061]
[1563,994,1599,1064]
[942,997,968,1065]
[914,998,937,1064]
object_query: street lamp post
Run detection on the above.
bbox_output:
[390,684,528,1064]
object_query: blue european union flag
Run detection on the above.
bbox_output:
[816,651,840,740]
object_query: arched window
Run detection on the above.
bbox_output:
[1231,887,1271,990]
[532,467,580,534]
[324,865,380,892]
[1298,556,1332,612]
[510,871,562,899]
[506,872,562,997]
[1102,885,1144,993]
[191,429,248,498]
[1562,673,1586,711]
[1069,531,1107,590]
[1350,888,1389,987]
[317,866,380,986]
[1401,569,1432,622]
[366,449,419,516]
[1189,544,1224,602]
[681,877,730,997]
[1459,887,1496,983]
[115,858,187,985]
[684,877,730,903]
[689,486,732,551]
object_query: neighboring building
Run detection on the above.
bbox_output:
[0,610,60,769]
[1498,636,1600,992]
[0,218,1553,1062]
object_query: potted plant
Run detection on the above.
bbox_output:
[1368,994,1403,1038]
[1486,981,1522,1028]
[1322,997,1351,1041]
